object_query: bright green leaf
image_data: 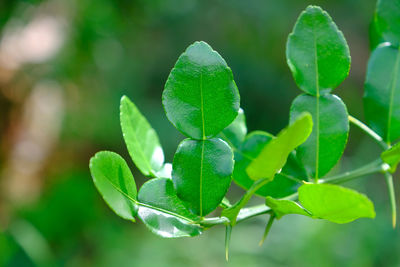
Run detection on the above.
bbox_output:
[138,178,202,238]
[298,183,376,224]
[162,41,240,140]
[89,151,138,221]
[233,131,308,198]
[286,5,350,95]
[375,0,400,47]
[120,96,164,176]
[172,138,234,216]
[290,94,349,179]
[218,108,247,150]
[265,197,311,219]
[382,142,400,173]
[364,45,400,143]
[246,112,313,181]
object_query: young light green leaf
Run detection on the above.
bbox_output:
[138,178,202,238]
[218,108,247,150]
[89,151,138,221]
[162,41,240,140]
[290,94,349,179]
[246,112,313,181]
[233,131,308,198]
[382,142,400,173]
[265,197,311,219]
[375,0,400,46]
[120,96,164,176]
[298,183,376,224]
[286,5,351,95]
[172,138,234,216]
[364,45,400,143]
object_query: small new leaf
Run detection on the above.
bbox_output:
[298,183,376,224]
[246,112,313,181]
[382,142,400,173]
[265,197,311,219]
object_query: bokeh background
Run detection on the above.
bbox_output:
[1,0,399,266]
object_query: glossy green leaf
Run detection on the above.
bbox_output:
[265,197,311,219]
[217,108,247,150]
[369,16,385,50]
[89,151,138,221]
[137,178,202,238]
[246,112,313,181]
[382,142,400,173]
[286,5,350,95]
[162,41,240,140]
[290,94,349,179]
[120,96,164,176]
[155,163,172,178]
[172,138,234,216]
[298,183,376,224]
[233,131,308,198]
[364,45,400,143]
[375,0,400,46]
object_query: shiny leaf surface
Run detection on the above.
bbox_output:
[162,41,240,140]
[247,113,313,181]
[89,151,138,221]
[286,5,350,95]
[375,0,400,46]
[233,131,308,198]
[172,138,234,216]
[290,94,349,179]
[298,183,376,224]
[265,197,311,219]
[217,108,247,149]
[120,96,164,176]
[364,44,400,143]
[138,178,202,238]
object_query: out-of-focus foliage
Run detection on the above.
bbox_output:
[1,0,399,266]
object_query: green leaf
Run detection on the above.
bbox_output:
[375,0,400,46]
[155,163,172,178]
[172,138,234,216]
[246,112,313,181]
[162,41,240,140]
[265,197,311,219]
[120,96,164,176]
[364,45,400,143]
[89,151,138,221]
[298,183,376,224]
[286,5,350,95]
[233,131,308,198]
[218,108,247,150]
[290,94,349,179]
[137,178,202,238]
[382,142,400,173]
[369,16,385,50]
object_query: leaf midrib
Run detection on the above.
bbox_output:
[313,29,321,180]
[102,176,198,223]
[386,46,400,143]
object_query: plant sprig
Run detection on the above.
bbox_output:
[89,2,400,259]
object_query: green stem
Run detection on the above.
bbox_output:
[348,115,389,150]
[225,225,232,261]
[202,160,388,227]
[319,159,388,184]
[384,172,397,228]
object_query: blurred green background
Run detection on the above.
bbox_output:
[0,0,399,266]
